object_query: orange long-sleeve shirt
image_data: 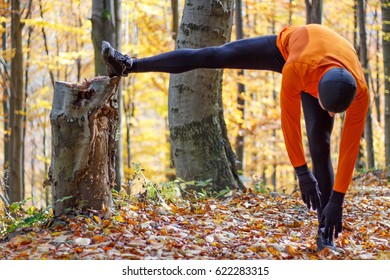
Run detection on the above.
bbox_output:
[276,24,369,194]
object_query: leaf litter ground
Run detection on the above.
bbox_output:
[0,171,389,260]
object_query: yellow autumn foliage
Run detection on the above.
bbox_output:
[0,0,387,207]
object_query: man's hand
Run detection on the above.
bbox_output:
[321,191,345,240]
[295,164,321,210]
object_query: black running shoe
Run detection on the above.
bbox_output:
[101,41,133,77]
[316,228,337,252]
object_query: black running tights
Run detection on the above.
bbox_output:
[131,35,334,224]
[301,92,335,225]
[131,35,285,74]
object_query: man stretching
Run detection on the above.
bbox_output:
[102,24,369,251]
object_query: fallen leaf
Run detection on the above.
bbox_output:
[93,235,106,243]
[75,247,83,253]
[205,234,214,243]
[114,215,125,223]
[285,244,296,255]
[129,238,146,246]
[93,216,101,224]
[75,237,91,246]
[148,236,166,250]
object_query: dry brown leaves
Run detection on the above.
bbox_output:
[0,171,388,260]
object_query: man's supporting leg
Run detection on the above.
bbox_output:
[128,35,285,74]
[301,92,335,225]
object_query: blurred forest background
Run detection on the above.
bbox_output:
[0,0,389,209]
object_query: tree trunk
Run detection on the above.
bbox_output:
[168,0,244,193]
[91,0,123,191]
[9,0,24,202]
[91,0,116,76]
[39,0,55,88]
[166,0,180,181]
[1,3,10,199]
[305,0,323,24]
[382,0,390,168]
[22,26,33,200]
[288,0,294,25]
[113,0,123,191]
[354,0,365,170]
[358,0,375,169]
[373,7,381,123]
[50,76,120,215]
[235,0,246,173]
[171,0,179,40]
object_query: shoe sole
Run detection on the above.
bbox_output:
[101,41,126,77]
[316,235,335,251]
[316,237,345,253]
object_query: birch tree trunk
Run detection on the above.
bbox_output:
[50,76,120,215]
[168,0,244,193]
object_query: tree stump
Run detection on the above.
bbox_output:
[50,76,120,215]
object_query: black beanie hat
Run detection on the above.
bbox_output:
[318,68,357,113]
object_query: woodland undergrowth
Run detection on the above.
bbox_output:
[0,169,389,260]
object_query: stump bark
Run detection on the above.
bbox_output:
[50,76,120,215]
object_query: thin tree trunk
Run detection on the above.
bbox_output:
[43,123,49,207]
[122,9,133,178]
[30,120,36,205]
[91,0,123,191]
[114,0,123,190]
[22,25,33,199]
[235,0,245,173]
[75,1,82,83]
[373,7,381,123]
[50,77,120,215]
[171,0,179,40]
[165,0,180,181]
[9,0,25,202]
[358,0,376,169]
[382,0,390,168]
[271,2,277,191]
[1,2,10,196]
[288,0,294,25]
[39,0,55,88]
[305,0,323,24]
[168,0,244,193]
[91,0,115,76]
[354,0,365,170]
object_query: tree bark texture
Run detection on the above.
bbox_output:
[358,0,376,169]
[91,0,123,191]
[113,0,123,191]
[382,0,390,168]
[235,0,246,172]
[2,5,10,199]
[9,0,24,202]
[91,0,116,76]
[171,0,179,40]
[50,76,120,215]
[305,0,323,24]
[353,1,365,170]
[168,0,244,192]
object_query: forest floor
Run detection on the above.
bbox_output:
[0,171,389,260]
